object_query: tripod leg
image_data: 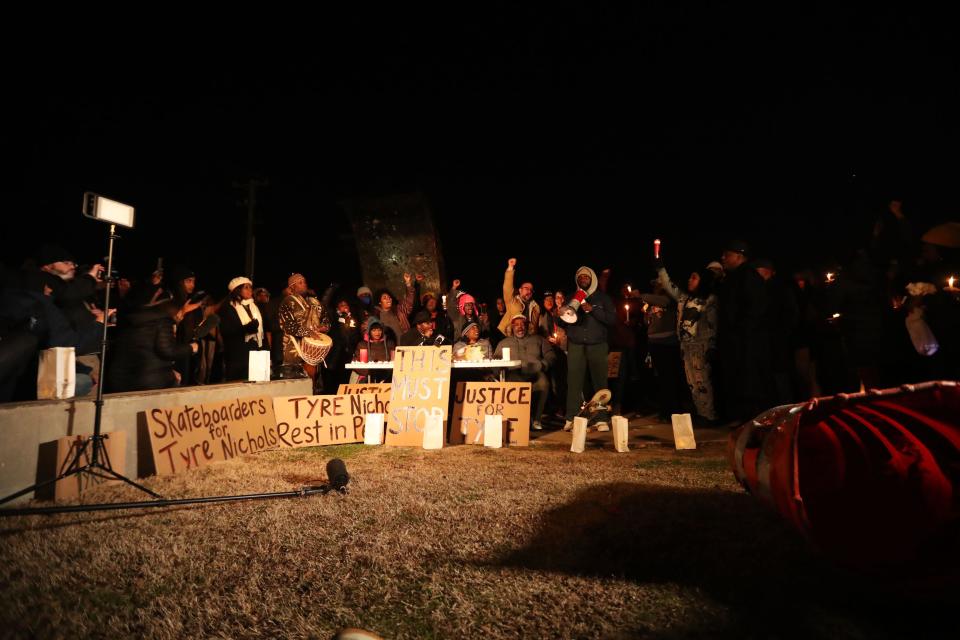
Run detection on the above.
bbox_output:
[89,464,163,498]
[0,467,87,506]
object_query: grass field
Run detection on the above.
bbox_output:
[0,437,954,639]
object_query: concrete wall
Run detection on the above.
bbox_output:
[0,379,312,505]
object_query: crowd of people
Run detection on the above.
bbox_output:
[1,197,957,433]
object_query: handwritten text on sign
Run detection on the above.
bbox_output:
[146,396,277,475]
[451,382,532,447]
[272,393,390,447]
[386,346,452,446]
[337,383,392,395]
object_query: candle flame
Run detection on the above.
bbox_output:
[949,276,956,288]
[826,272,835,283]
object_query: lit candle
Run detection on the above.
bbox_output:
[949,276,956,289]
[832,313,841,319]
[625,303,630,323]
[825,272,836,284]
[654,238,661,259]
[626,284,632,293]
[441,295,447,309]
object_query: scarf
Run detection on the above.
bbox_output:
[233,299,264,347]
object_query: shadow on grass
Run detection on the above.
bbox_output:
[495,482,957,639]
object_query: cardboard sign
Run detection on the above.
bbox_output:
[671,413,697,450]
[145,396,277,476]
[450,382,532,447]
[607,351,621,379]
[273,393,390,449]
[385,346,452,447]
[41,432,126,500]
[338,383,393,395]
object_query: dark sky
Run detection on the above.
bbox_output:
[8,6,960,304]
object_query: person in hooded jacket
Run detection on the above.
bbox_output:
[446,279,490,339]
[558,266,616,429]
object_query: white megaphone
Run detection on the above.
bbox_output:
[559,289,587,323]
[559,266,600,323]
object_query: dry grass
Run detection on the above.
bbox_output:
[0,439,955,639]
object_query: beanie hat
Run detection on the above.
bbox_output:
[167,265,195,284]
[357,285,373,297]
[37,243,74,266]
[228,276,252,292]
[457,293,476,315]
[461,322,479,337]
[413,309,432,324]
[724,239,750,255]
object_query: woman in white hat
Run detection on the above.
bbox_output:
[219,276,266,381]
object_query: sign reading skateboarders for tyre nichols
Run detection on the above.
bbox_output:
[145,396,278,475]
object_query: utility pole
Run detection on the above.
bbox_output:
[233,178,268,278]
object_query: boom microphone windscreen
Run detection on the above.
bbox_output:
[326,458,350,490]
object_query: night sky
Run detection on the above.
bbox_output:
[8,6,959,305]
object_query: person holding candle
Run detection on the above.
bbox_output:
[351,317,395,383]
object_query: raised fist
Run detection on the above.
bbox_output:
[452,279,461,290]
[507,258,517,269]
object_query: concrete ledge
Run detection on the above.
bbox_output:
[0,378,313,505]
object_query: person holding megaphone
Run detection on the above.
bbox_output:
[558,266,616,431]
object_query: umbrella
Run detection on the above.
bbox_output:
[921,222,960,248]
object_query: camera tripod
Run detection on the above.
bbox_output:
[0,224,164,513]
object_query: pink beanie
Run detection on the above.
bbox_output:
[458,293,476,315]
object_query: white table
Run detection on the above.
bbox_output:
[344,360,522,382]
